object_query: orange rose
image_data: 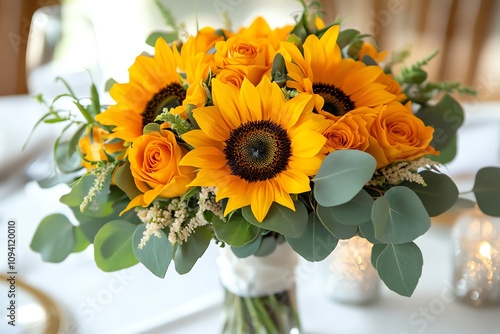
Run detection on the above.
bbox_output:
[366,102,438,168]
[124,129,196,210]
[213,36,274,85]
[323,111,372,153]
[216,69,245,87]
[78,127,124,170]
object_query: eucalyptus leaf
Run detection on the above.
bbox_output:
[254,236,277,257]
[231,234,263,258]
[242,201,308,238]
[285,213,338,262]
[271,53,287,87]
[212,213,260,247]
[472,167,500,216]
[371,243,385,269]
[73,225,90,253]
[416,93,464,151]
[313,150,376,207]
[94,220,139,272]
[174,225,212,275]
[145,31,179,47]
[60,173,113,217]
[375,243,423,297]
[371,186,431,244]
[401,171,458,217]
[329,189,374,225]
[72,196,141,243]
[133,225,174,278]
[30,214,75,263]
[316,206,358,239]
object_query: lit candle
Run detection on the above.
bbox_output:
[452,209,500,306]
[325,236,380,304]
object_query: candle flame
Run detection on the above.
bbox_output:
[479,241,492,260]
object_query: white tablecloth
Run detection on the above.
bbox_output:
[1,95,500,334]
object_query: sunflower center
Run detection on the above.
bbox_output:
[141,83,186,128]
[313,83,355,116]
[224,120,291,182]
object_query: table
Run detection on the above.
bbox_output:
[1,95,500,334]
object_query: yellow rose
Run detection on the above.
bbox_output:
[323,111,371,153]
[366,102,438,168]
[78,127,124,170]
[213,36,274,85]
[358,42,388,63]
[125,129,196,210]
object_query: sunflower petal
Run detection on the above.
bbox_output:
[270,179,295,211]
[290,129,326,157]
[181,129,223,149]
[239,78,262,122]
[250,181,274,222]
[289,155,324,176]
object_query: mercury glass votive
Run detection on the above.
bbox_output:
[452,208,500,306]
[325,236,380,304]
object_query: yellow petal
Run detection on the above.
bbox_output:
[224,192,252,216]
[212,79,242,128]
[239,78,262,122]
[341,66,382,96]
[270,179,295,211]
[289,155,324,176]
[179,147,227,169]
[192,106,231,141]
[290,129,326,158]
[181,130,223,150]
[275,170,311,194]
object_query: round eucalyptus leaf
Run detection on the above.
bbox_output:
[473,167,500,216]
[375,242,423,297]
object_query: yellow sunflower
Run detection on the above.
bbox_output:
[179,77,327,222]
[95,38,186,143]
[279,25,397,119]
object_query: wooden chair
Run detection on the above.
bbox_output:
[319,0,500,100]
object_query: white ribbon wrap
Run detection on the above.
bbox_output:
[217,242,298,297]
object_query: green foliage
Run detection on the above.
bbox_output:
[271,53,287,87]
[313,150,376,207]
[254,236,278,257]
[145,0,179,46]
[133,224,174,278]
[285,213,338,262]
[372,186,431,244]
[73,226,91,252]
[325,189,374,225]
[372,242,423,297]
[416,93,464,151]
[212,213,261,247]
[472,167,500,216]
[94,220,139,272]
[114,162,142,201]
[174,225,212,274]
[30,214,75,262]
[316,207,358,239]
[242,202,308,238]
[401,171,458,217]
[155,110,194,135]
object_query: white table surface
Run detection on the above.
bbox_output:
[1,95,500,334]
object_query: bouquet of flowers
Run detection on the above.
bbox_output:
[29,1,500,331]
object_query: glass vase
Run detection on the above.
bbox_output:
[325,236,380,304]
[217,242,301,334]
[452,207,500,306]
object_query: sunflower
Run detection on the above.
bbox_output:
[179,77,327,222]
[279,25,397,119]
[95,38,186,143]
